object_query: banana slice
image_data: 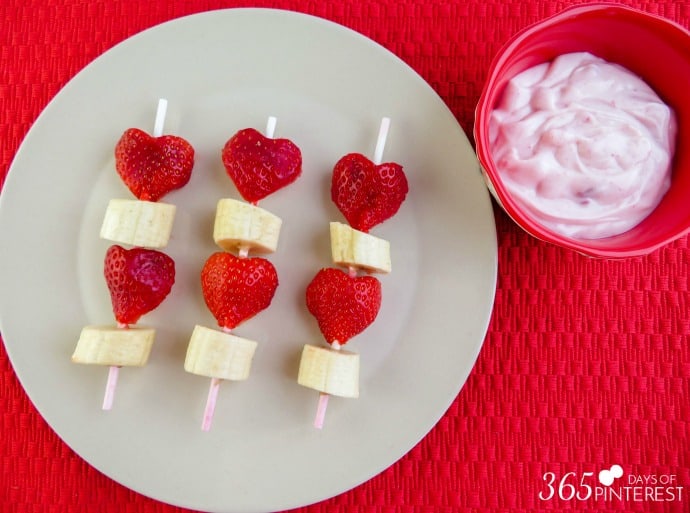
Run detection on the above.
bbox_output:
[72,325,155,366]
[297,344,359,398]
[330,221,391,274]
[184,324,258,381]
[100,199,176,248]
[214,198,282,254]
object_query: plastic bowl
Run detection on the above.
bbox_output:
[474,3,690,258]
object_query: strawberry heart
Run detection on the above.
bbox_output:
[104,245,176,325]
[201,252,279,330]
[331,152,409,232]
[306,268,381,345]
[115,128,195,202]
[221,128,302,203]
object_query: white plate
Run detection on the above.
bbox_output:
[0,8,496,513]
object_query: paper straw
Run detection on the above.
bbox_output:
[102,366,120,410]
[373,117,391,165]
[312,340,341,429]
[314,393,329,429]
[153,98,168,137]
[201,377,222,431]
[266,116,277,138]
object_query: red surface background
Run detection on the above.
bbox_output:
[1,1,689,512]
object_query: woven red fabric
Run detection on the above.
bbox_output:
[2,1,689,512]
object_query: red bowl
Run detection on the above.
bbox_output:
[474,3,690,258]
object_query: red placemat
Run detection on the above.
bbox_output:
[2,1,689,512]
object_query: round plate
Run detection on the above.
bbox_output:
[0,8,496,513]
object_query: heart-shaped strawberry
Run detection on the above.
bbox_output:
[221,128,302,203]
[201,252,279,330]
[331,153,409,232]
[104,245,176,325]
[115,128,195,202]
[306,268,381,345]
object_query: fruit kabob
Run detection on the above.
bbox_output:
[184,116,302,431]
[298,117,409,428]
[72,99,194,409]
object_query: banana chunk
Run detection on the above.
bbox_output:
[100,199,176,248]
[297,344,359,398]
[72,325,155,366]
[184,324,258,381]
[214,198,282,254]
[330,221,391,274]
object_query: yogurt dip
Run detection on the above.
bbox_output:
[489,52,677,239]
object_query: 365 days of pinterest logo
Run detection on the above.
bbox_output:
[539,465,684,503]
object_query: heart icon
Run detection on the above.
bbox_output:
[221,128,302,203]
[598,465,623,486]
[306,267,381,345]
[201,252,279,330]
[331,152,408,232]
[115,128,195,202]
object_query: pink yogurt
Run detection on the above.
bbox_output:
[489,52,677,239]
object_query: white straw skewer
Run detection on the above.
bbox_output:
[103,100,169,411]
[153,98,168,137]
[373,117,391,165]
[314,393,329,429]
[312,119,391,429]
[265,116,277,139]
[200,116,267,430]
[102,365,120,410]
[313,340,341,429]
[200,326,235,431]
[202,377,222,432]
[102,321,132,410]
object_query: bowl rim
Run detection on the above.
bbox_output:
[474,2,690,258]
